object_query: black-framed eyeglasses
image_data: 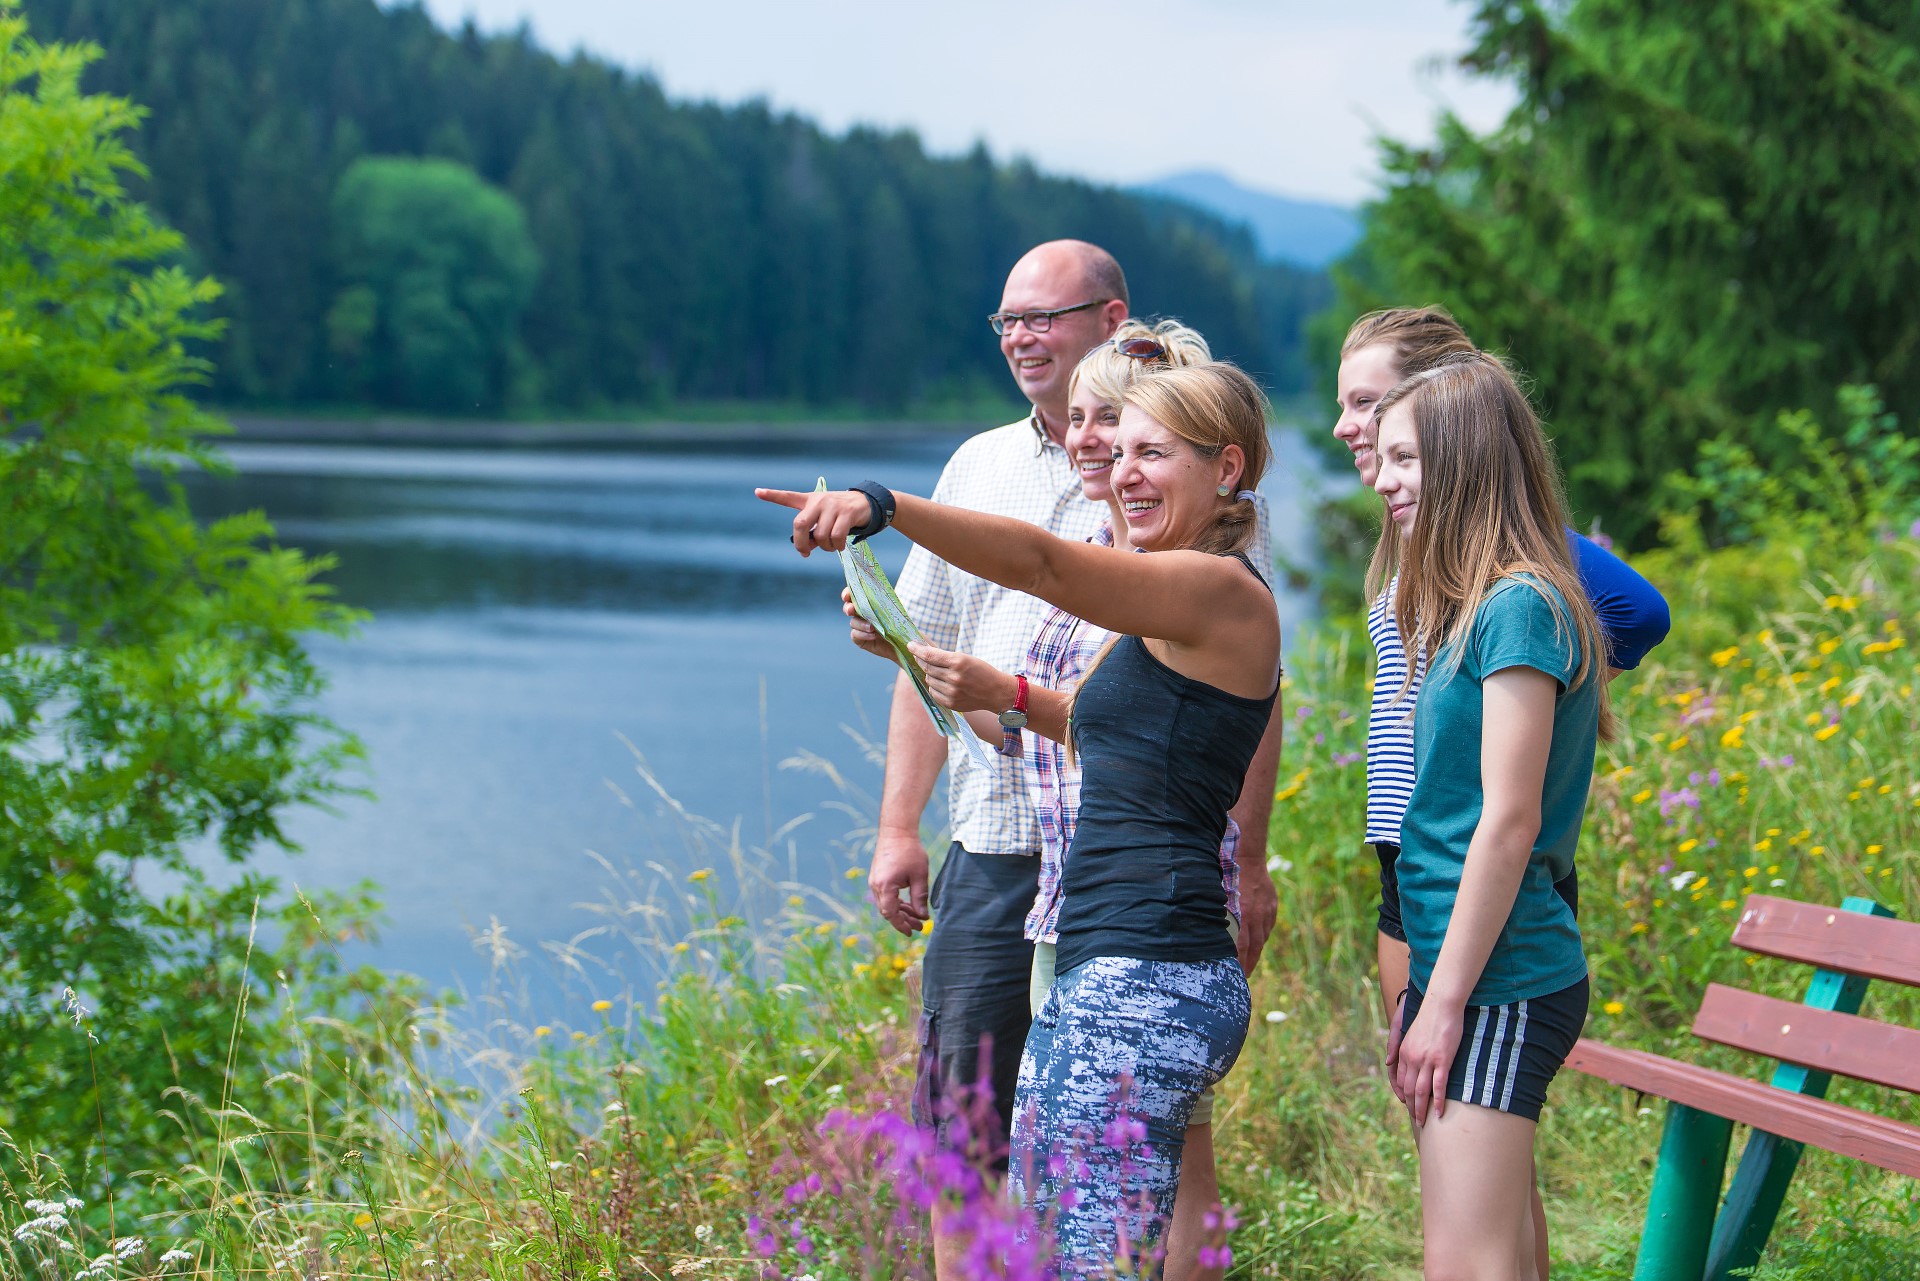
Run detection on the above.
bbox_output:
[987,299,1105,336]
[1111,336,1168,363]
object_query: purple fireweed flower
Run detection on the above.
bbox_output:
[1333,751,1363,767]
[1658,787,1701,819]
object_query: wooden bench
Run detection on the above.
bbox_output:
[1567,894,1920,1281]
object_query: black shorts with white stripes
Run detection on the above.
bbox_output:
[1400,975,1589,1122]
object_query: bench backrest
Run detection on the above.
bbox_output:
[1689,894,1920,1098]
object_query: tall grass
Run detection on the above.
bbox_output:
[3,533,1916,1280]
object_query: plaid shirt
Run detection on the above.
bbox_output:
[895,414,1108,855]
[1020,498,1277,943]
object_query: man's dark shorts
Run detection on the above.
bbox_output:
[911,841,1037,1169]
[1375,840,1579,943]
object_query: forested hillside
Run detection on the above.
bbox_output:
[1340,0,1920,547]
[23,0,1329,415]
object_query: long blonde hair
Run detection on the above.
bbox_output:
[1369,352,1613,738]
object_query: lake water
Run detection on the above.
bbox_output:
[180,425,1342,1009]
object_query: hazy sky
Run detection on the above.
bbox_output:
[413,0,1515,205]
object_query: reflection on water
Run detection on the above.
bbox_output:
[181,427,1341,1001]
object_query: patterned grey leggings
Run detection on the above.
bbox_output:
[1008,955,1251,1278]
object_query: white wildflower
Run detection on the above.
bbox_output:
[1769,878,1787,887]
[763,1074,789,1088]
[1266,855,1293,873]
[824,1084,844,1096]
[159,1249,196,1267]
[693,1223,713,1242]
[115,1237,146,1258]
[602,1101,624,1114]
[1264,1010,1289,1025]
[546,1160,565,1171]
[1668,870,1695,891]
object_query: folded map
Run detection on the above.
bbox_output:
[820,479,994,769]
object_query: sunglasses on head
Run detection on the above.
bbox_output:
[1111,336,1168,363]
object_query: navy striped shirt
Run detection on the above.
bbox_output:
[1363,531,1671,845]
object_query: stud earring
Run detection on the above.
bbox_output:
[1216,484,1232,497]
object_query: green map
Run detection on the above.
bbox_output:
[819,479,994,768]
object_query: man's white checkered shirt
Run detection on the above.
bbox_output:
[895,413,1107,856]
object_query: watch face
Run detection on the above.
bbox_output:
[998,709,1028,729]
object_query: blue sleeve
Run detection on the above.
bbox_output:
[1567,530,1671,670]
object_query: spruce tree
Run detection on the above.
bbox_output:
[1343,0,1920,546]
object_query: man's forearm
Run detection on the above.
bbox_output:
[878,668,949,838]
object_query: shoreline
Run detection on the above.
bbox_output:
[218,412,995,449]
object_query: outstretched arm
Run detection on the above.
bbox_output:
[758,486,1267,654]
[1392,665,1554,1125]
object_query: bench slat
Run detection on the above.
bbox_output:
[1692,984,1920,1096]
[1566,1039,1920,1178]
[1732,895,1920,988]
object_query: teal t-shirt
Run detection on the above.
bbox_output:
[1401,575,1597,1006]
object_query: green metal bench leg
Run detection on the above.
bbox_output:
[1702,896,1894,1281]
[1633,1103,1733,1281]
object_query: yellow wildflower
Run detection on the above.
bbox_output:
[591,999,613,1013]
[1632,788,1653,804]
[1818,639,1842,656]
[1678,838,1700,854]
[1720,725,1745,748]
[1691,877,1709,891]
[1815,724,1841,741]
[1720,899,1738,910]
[1603,1001,1625,1016]
[1669,735,1690,751]
[1630,922,1650,935]
[354,1212,374,1229]
[687,868,713,883]
[534,1026,552,1038]
[1744,867,1759,878]
[1754,839,1772,852]
[1811,846,1826,856]
[1757,629,1774,643]
[1868,844,1884,855]
[845,867,865,880]
[1711,646,1739,667]
[843,935,861,948]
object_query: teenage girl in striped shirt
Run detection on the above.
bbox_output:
[1332,311,1669,1277]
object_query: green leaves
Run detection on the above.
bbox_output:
[0,9,388,1187]
[1344,0,1920,547]
[329,156,540,413]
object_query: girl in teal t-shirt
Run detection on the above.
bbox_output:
[1368,351,1611,1280]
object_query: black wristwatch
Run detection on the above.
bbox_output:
[848,481,896,542]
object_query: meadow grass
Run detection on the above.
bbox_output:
[2,533,1916,1280]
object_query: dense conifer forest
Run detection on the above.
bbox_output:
[22,0,1330,416]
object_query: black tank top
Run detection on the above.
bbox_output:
[1054,554,1279,975]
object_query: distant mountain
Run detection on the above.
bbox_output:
[1134,171,1360,268]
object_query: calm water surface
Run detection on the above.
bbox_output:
[182,427,1340,1006]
